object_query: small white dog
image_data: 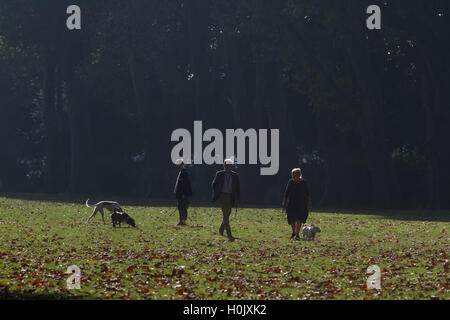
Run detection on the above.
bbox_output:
[302,226,321,240]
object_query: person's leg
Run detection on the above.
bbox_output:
[295,222,302,236]
[223,195,233,238]
[181,198,189,224]
[223,207,232,238]
[290,223,296,239]
[219,194,226,235]
[219,194,233,238]
[177,199,183,224]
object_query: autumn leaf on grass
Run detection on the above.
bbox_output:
[125,265,137,273]
[139,288,150,294]
[176,288,185,295]
[273,267,282,273]
[316,280,333,289]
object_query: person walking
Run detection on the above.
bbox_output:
[211,159,240,240]
[282,168,312,241]
[174,159,192,226]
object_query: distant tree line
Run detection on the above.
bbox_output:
[0,0,448,209]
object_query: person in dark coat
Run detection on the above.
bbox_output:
[282,168,312,240]
[211,159,240,239]
[174,159,192,226]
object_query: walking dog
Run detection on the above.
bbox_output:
[302,226,321,241]
[85,199,124,224]
[111,211,136,228]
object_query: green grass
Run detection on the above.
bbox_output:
[0,195,448,300]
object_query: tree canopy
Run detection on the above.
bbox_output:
[0,0,448,209]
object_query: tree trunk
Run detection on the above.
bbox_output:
[345,43,401,208]
[128,52,157,198]
[223,34,251,127]
[63,61,96,194]
[186,0,214,201]
[42,46,62,193]
[420,59,443,209]
[258,61,298,202]
[411,4,448,209]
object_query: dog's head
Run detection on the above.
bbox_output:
[127,217,136,228]
[312,226,321,234]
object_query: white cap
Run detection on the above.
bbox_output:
[224,159,233,165]
[175,159,184,165]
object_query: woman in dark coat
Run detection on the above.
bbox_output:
[282,168,312,240]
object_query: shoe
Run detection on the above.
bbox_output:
[290,233,296,240]
[295,235,301,241]
[219,228,224,236]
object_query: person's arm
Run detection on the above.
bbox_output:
[282,180,291,211]
[174,172,181,197]
[212,172,219,190]
[178,171,186,198]
[211,172,220,201]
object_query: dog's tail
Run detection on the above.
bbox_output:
[85,199,91,208]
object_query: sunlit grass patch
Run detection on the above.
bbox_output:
[0,196,448,300]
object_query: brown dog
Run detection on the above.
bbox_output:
[86,199,124,224]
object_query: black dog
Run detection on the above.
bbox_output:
[111,211,136,228]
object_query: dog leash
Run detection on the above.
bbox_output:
[168,207,177,216]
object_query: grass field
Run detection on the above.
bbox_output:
[0,195,448,300]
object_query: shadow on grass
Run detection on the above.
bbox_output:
[2,193,241,209]
[314,208,450,223]
[0,288,87,300]
[1,193,174,208]
[2,193,449,222]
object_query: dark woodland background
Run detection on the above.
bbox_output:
[0,1,449,209]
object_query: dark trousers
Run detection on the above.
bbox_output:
[219,193,233,237]
[177,197,189,222]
